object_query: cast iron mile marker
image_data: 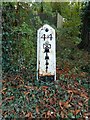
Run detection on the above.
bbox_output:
[37,24,56,81]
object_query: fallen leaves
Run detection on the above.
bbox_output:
[2,72,89,119]
[70,109,81,116]
[23,91,30,95]
[25,112,33,118]
[24,85,33,89]
[36,106,39,114]
[56,67,78,80]
[73,109,81,116]
[3,96,15,102]
[0,102,2,107]
[0,88,7,94]
[45,104,57,112]
[41,86,48,91]
[67,89,89,100]
[59,94,72,110]
[80,92,89,99]
[83,112,90,118]
[79,72,88,77]
[42,110,56,118]
[59,101,71,110]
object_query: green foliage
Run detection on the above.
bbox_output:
[2,2,42,75]
[43,2,53,15]
[52,2,83,45]
[2,2,57,75]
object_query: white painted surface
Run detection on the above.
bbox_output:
[57,13,63,28]
[37,24,56,80]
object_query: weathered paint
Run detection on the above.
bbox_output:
[57,13,63,28]
[37,24,56,81]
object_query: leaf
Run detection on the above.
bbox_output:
[32,94,35,98]
[67,89,79,94]
[3,96,15,102]
[42,86,48,91]
[83,112,90,118]
[59,101,64,110]
[0,80,2,82]
[45,104,56,112]
[25,112,32,118]
[36,106,39,114]
[0,109,2,114]
[73,109,80,116]
[0,102,2,107]
[61,111,64,118]
[59,100,71,109]
[79,72,87,77]
[80,93,89,99]
[64,102,71,108]
[0,88,7,93]
[59,93,72,109]
[78,102,83,107]
[67,89,73,93]
[74,81,79,87]
[24,85,32,89]
[23,91,30,95]
[26,96,29,102]
[47,110,51,117]
[14,75,24,84]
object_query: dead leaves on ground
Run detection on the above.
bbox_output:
[67,89,89,100]
[25,112,33,118]
[3,96,15,102]
[1,73,89,119]
[56,66,88,80]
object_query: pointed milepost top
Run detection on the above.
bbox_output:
[37,24,56,81]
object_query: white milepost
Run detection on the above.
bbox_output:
[37,24,56,81]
